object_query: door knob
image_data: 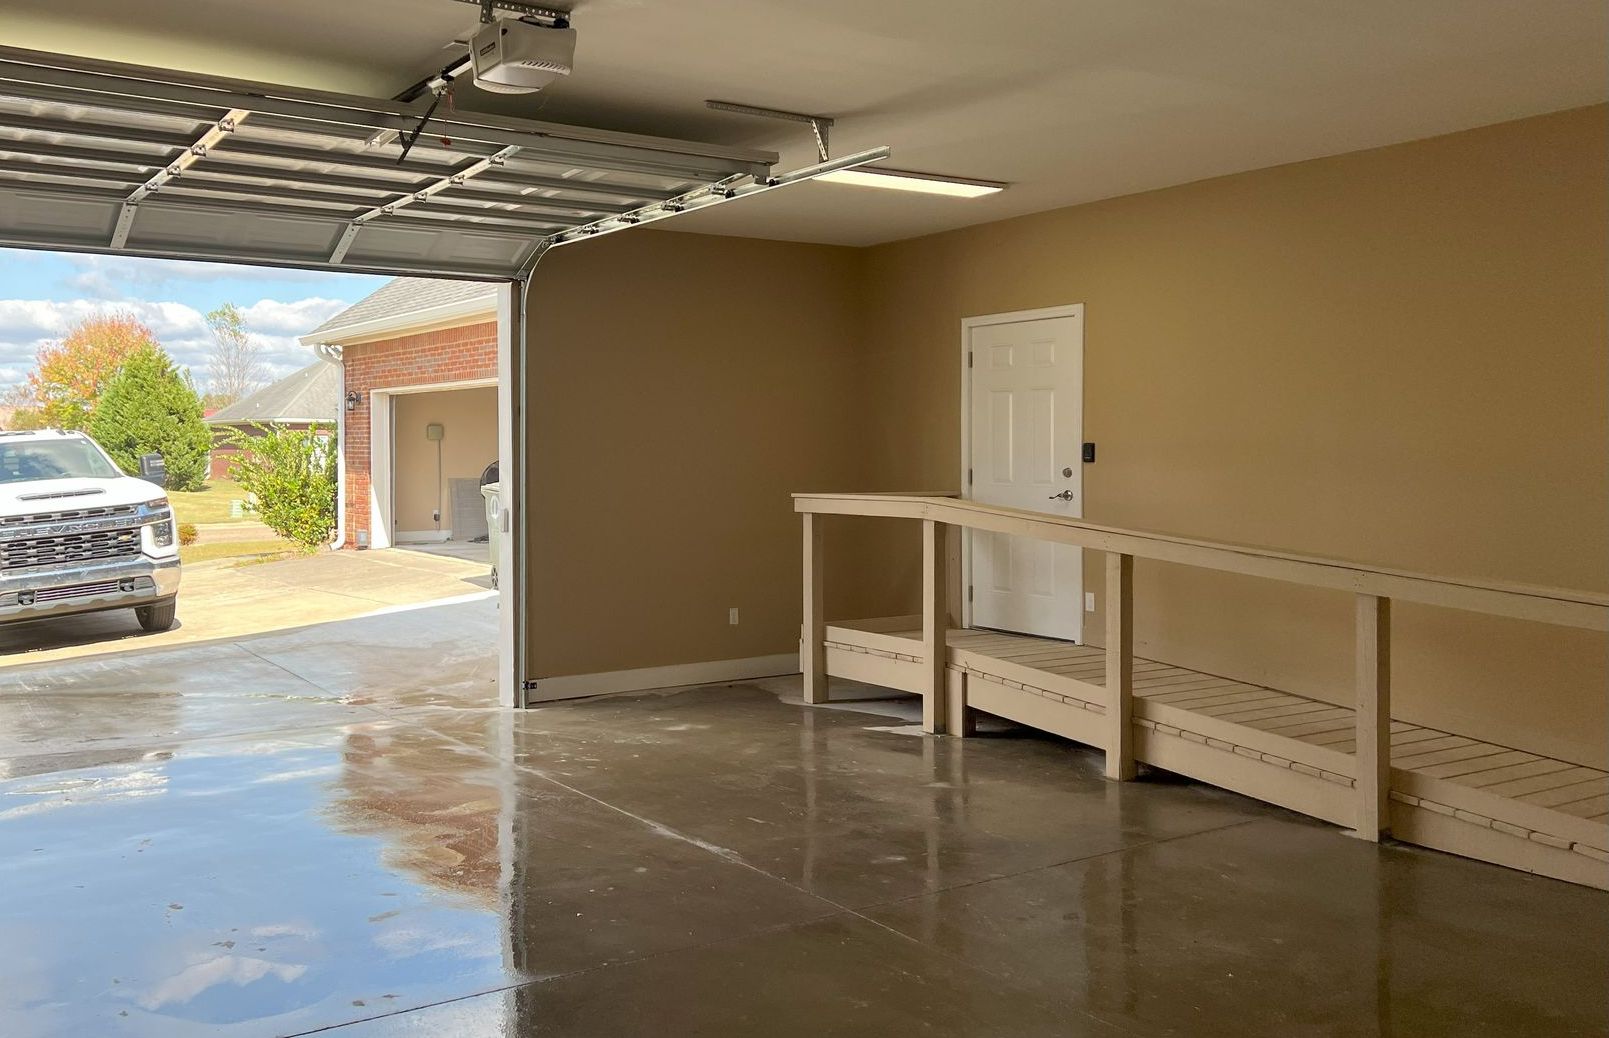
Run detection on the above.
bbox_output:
[1048,490,1075,501]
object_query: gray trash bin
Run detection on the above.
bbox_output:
[480,481,501,588]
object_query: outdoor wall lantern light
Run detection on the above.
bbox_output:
[345,391,360,412]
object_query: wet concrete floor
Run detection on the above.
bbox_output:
[1,599,1606,1036]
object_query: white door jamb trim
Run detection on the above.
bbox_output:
[496,280,525,710]
[368,389,394,550]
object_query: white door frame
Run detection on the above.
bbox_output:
[495,281,526,710]
[361,306,519,712]
[368,376,499,548]
[959,303,1085,635]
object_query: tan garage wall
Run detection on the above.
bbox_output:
[856,105,1608,768]
[524,231,888,681]
[393,386,498,538]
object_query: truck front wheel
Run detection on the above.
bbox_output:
[136,600,177,632]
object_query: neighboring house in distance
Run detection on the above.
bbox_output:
[205,361,340,480]
[299,277,498,550]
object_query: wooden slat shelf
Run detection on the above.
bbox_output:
[821,617,1609,889]
[800,495,1606,891]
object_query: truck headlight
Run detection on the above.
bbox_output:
[143,497,175,550]
[149,518,175,548]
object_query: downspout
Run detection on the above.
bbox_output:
[315,341,346,549]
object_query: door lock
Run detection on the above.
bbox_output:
[1048,490,1075,501]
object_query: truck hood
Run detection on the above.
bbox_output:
[0,476,167,515]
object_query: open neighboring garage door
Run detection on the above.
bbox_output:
[0,43,887,707]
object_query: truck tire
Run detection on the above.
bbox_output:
[136,600,177,632]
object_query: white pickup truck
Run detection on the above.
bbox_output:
[0,429,181,632]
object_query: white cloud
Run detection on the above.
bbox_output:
[137,956,308,1011]
[66,254,362,297]
[238,297,349,336]
[0,296,351,393]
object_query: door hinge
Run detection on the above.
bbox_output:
[967,467,973,485]
[967,585,974,602]
[521,679,539,691]
[967,351,973,368]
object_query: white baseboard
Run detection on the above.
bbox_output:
[394,530,452,544]
[532,653,800,702]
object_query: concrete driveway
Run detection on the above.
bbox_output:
[0,595,499,776]
[0,548,493,668]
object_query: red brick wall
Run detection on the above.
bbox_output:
[209,423,315,482]
[209,444,240,481]
[341,320,498,547]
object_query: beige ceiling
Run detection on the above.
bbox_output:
[4,0,1605,247]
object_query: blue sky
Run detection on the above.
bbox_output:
[0,248,390,394]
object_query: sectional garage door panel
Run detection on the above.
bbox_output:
[0,44,777,278]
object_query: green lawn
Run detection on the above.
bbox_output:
[169,479,253,525]
[179,539,293,564]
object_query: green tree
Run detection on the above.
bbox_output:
[226,423,337,551]
[87,345,212,491]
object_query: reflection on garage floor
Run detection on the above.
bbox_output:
[0,598,1605,1037]
[0,548,493,667]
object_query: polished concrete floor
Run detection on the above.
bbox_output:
[1,601,1605,1037]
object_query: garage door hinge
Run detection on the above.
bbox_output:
[521,679,539,691]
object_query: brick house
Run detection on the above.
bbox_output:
[204,361,339,480]
[299,278,498,550]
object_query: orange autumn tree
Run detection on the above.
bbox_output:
[26,311,159,429]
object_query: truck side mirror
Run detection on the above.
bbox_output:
[138,452,168,488]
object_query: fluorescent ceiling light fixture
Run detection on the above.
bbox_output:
[815,167,1005,197]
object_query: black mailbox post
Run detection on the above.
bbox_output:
[138,452,167,488]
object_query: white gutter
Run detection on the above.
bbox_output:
[298,294,497,348]
[314,341,347,549]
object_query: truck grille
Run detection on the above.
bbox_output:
[2,528,141,570]
[0,504,138,527]
[35,579,122,602]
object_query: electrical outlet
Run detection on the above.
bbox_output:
[1084,592,1096,611]
[728,607,740,625]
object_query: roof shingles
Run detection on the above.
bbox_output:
[305,277,497,341]
[207,361,340,426]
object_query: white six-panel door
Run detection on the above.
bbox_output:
[965,307,1084,642]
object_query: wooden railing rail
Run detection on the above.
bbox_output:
[794,494,1607,630]
[795,492,1608,841]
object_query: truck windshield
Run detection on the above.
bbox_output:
[0,439,124,484]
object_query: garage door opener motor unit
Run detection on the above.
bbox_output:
[470,16,576,94]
